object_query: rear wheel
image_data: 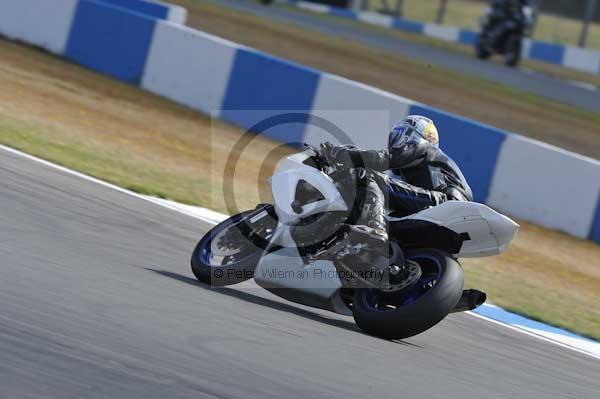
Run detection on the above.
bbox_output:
[191,205,277,286]
[351,249,464,340]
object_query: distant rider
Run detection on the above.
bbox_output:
[485,0,529,36]
[321,115,473,256]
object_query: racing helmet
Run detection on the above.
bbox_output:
[388,115,439,149]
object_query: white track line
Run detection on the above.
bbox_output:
[1,143,598,360]
[467,312,599,360]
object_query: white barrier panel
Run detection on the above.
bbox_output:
[141,21,238,114]
[0,0,78,54]
[423,23,460,43]
[563,46,600,75]
[296,1,330,14]
[166,4,187,25]
[521,38,533,58]
[357,12,393,28]
[488,135,600,238]
[304,74,414,149]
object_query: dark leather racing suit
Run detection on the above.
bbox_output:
[485,0,527,41]
[333,141,473,235]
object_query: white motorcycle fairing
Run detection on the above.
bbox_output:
[270,167,348,225]
[253,246,352,315]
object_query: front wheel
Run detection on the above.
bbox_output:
[191,205,277,286]
[475,36,492,60]
[504,34,522,67]
[352,249,464,340]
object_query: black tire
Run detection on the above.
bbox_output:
[504,34,522,67]
[352,249,464,340]
[475,37,492,60]
[191,205,276,286]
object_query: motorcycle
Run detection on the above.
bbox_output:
[475,2,534,67]
[191,144,519,339]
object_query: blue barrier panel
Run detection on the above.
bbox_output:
[97,0,169,20]
[529,41,565,64]
[458,29,478,46]
[221,49,320,144]
[66,0,156,84]
[392,18,424,34]
[409,105,506,203]
[590,195,600,243]
[329,8,357,19]
[474,305,596,343]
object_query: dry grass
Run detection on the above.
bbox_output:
[0,38,598,338]
[172,0,600,160]
[0,39,291,213]
[462,223,600,339]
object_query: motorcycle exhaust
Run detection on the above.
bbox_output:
[450,289,487,313]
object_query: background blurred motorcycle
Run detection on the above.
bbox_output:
[476,0,535,66]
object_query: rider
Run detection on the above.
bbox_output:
[322,115,473,256]
[485,0,529,35]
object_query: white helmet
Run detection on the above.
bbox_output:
[388,115,439,149]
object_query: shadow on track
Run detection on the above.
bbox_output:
[145,268,422,348]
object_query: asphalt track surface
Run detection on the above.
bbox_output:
[219,0,600,113]
[1,147,599,399]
